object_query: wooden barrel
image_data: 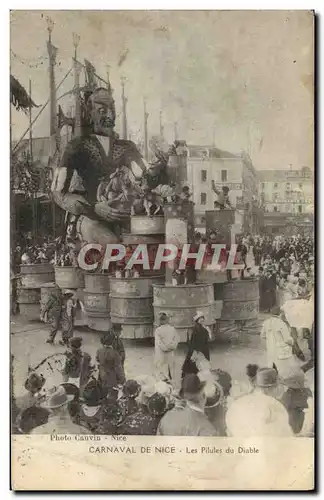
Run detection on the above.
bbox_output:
[110,276,164,333]
[84,273,110,293]
[153,284,216,342]
[221,278,259,321]
[40,283,62,315]
[54,266,85,289]
[122,233,165,277]
[83,290,111,332]
[130,215,165,235]
[17,287,41,320]
[19,264,54,288]
[197,268,227,284]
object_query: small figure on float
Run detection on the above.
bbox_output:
[211,180,232,210]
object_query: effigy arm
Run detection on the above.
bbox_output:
[51,166,93,216]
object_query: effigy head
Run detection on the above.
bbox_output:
[86,87,116,137]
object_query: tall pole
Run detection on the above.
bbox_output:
[10,102,16,251]
[159,110,164,138]
[121,76,127,140]
[143,98,149,161]
[46,17,57,138]
[73,33,81,138]
[174,121,178,141]
[29,79,37,243]
[46,17,57,238]
[28,79,33,163]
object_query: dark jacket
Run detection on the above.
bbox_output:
[96,346,125,392]
[117,396,140,422]
[188,323,211,361]
[112,335,125,364]
[182,323,211,378]
[62,349,93,392]
[79,400,123,434]
[117,406,162,436]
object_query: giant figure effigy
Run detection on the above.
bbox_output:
[51,84,149,245]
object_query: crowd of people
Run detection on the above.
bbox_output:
[253,234,314,312]
[11,236,81,271]
[12,302,314,438]
[11,230,314,437]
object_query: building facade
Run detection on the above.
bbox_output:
[186,146,260,234]
[258,166,314,236]
[259,166,314,215]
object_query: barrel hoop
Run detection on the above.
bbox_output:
[110,276,164,282]
[223,299,259,303]
[153,302,213,309]
[110,316,153,325]
[85,311,111,318]
[109,293,153,300]
[153,322,213,328]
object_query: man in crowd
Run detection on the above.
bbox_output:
[154,312,179,384]
[96,331,125,400]
[157,374,217,436]
[43,290,76,346]
[31,386,88,434]
[62,337,93,394]
[226,368,292,437]
[111,323,126,368]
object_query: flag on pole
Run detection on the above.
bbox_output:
[84,59,97,89]
[10,75,39,114]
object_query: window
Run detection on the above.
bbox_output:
[273,192,278,201]
[200,192,207,205]
[299,183,303,189]
[274,206,278,212]
[201,169,207,182]
[298,205,302,214]
[274,183,278,189]
[221,170,227,182]
[261,183,265,190]
[286,182,291,190]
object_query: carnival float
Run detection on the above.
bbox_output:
[12,18,260,341]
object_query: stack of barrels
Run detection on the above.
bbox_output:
[153,200,218,342]
[124,215,165,276]
[83,272,111,331]
[109,215,165,339]
[153,283,216,343]
[17,264,54,321]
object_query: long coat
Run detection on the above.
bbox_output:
[182,323,211,378]
[96,346,125,395]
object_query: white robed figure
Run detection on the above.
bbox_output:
[260,307,301,378]
[154,312,180,383]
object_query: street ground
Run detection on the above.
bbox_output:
[10,312,314,400]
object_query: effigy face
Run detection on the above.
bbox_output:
[89,88,116,137]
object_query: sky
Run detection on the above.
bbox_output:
[10,10,314,170]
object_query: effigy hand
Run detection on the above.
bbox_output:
[74,199,95,217]
[94,201,131,223]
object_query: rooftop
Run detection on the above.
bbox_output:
[258,167,313,182]
[187,145,239,159]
